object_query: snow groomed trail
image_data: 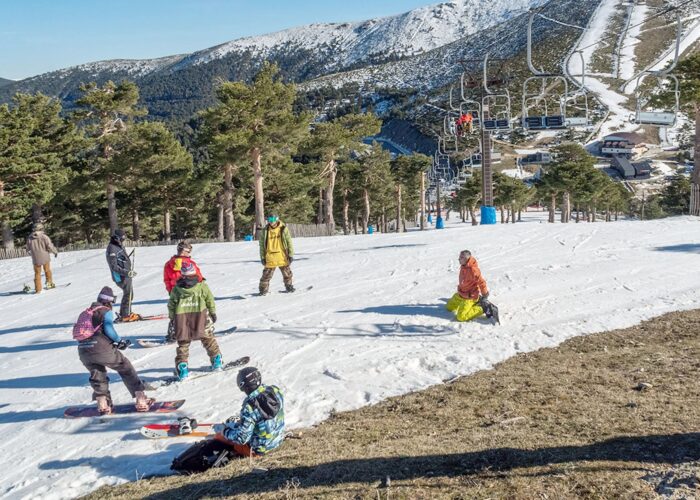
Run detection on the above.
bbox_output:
[1,213,700,499]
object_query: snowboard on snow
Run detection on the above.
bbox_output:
[17,282,71,295]
[482,301,500,325]
[258,285,313,296]
[136,326,238,348]
[145,356,250,390]
[64,399,185,418]
[141,418,215,439]
[116,313,169,323]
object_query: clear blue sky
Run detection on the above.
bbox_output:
[1,0,433,80]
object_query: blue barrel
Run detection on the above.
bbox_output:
[244,234,253,241]
[368,225,374,234]
[480,206,497,225]
[436,216,444,229]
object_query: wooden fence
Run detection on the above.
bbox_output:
[0,223,338,261]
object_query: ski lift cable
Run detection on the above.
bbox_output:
[573,0,694,55]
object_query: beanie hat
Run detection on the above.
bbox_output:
[97,286,117,304]
[33,222,45,232]
[181,262,197,276]
[112,228,126,241]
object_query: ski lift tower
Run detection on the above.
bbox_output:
[460,55,512,225]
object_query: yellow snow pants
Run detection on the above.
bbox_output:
[446,293,484,322]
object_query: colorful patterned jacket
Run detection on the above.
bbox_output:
[222,385,285,454]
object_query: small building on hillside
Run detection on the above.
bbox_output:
[611,155,651,179]
[600,133,648,158]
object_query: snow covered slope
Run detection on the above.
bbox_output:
[2,214,700,499]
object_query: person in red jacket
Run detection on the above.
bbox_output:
[163,241,204,342]
[446,250,489,321]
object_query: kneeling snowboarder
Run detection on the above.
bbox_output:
[446,250,498,323]
[171,367,285,473]
[74,286,150,414]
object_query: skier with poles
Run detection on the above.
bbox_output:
[446,250,498,323]
[168,262,222,380]
[105,228,140,322]
[258,215,295,295]
[73,286,151,414]
[163,241,204,342]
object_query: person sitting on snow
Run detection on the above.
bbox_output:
[446,250,490,321]
[212,367,285,457]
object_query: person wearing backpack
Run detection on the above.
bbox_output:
[168,262,222,380]
[163,241,204,343]
[75,286,150,414]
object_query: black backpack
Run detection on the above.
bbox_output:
[171,438,232,474]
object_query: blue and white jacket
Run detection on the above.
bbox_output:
[223,385,285,454]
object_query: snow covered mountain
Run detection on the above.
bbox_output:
[0,0,548,118]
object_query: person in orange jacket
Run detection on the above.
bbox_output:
[446,250,490,321]
[163,241,204,342]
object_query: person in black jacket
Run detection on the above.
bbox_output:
[105,228,139,321]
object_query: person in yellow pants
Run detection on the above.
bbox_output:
[446,250,489,322]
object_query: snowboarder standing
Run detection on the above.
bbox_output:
[105,228,139,322]
[446,250,490,321]
[163,241,204,342]
[168,262,222,380]
[25,222,58,294]
[258,215,295,295]
[212,367,285,457]
[75,286,150,414]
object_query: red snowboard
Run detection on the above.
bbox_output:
[64,399,185,418]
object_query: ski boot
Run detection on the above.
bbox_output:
[176,362,189,381]
[178,417,198,435]
[211,354,223,371]
[285,284,296,293]
[96,395,112,415]
[45,282,56,290]
[134,391,153,412]
[22,283,32,294]
[116,312,142,323]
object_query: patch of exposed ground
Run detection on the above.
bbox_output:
[92,309,700,499]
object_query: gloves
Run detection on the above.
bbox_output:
[127,270,137,278]
[115,339,132,350]
[288,256,294,264]
[54,253,58,258]
[210,313,217,323]
[260,259,266,266]
[212,424,225,434]
[481,293,489,300]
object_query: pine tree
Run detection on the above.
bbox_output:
[0,93,79,249]
[659,173,690,215]
[391,153,431,232]
[201,63,311,234]
[75,80,145,233]
[303,113,381,226]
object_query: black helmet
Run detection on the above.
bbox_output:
[177,241,192,254]
[237,367,261,394]
[112,228,126,241]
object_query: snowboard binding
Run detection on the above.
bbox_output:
[479,297,500,325]
[178,416,198,435]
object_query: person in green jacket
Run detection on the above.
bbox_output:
[168,262,222,380]
[258,215,295,295]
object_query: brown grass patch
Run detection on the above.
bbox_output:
[91,309,700,499]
